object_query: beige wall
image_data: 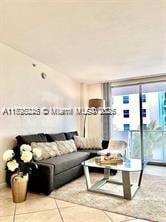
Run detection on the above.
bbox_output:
[0,43,80,186]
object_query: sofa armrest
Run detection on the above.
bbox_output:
[29,162,54,195]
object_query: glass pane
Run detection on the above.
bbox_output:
[142,82,166,163]
[111,85,141,159]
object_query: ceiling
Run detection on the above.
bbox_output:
[0,0,166,83]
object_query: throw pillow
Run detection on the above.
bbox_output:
[55,139,77,155]
[74,136,102,150]
[31,142,60,160]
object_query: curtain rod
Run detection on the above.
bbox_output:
[109,74,166,88]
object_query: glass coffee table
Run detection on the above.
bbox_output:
[82,157,142,200]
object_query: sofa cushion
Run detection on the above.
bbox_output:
[38,151,90,175]
[56,140,77,155]
[46,133,66,142]
[31,142,60,160]
[16,133,47,146]
[65,131,78,140]
[74,136,102,150]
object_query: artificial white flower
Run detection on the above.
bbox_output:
[20,144,32,152]
[7,160,19,172]
[21,150,32,163]
[33,148,42,159]
[3,150,14,162]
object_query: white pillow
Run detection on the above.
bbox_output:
[31,142,60,160]
[55,139,77,155]
[74,136,102,150]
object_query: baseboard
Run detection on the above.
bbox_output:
[147,162,166,167]
[0,182,7,189]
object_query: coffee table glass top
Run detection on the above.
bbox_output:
[82,157,142,172]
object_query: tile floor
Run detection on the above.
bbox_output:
[0,165,165,222]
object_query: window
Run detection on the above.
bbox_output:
[123,124,130,131]
[142,94,146,103]
[111,97,114,105]
[142,109,146,117]
[123,95,129,104]
[123,109,129,118]
[164,98,166,106]
[143,124,147,129]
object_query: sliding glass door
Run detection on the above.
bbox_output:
[111,85,141,159]
[142,82,166,163]
[111,81,166,164]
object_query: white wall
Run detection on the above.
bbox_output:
[1,0,165,83]
[0,43,80,186]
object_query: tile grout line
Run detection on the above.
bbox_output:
[103,211,114,222]
[121,219,135,222]
[13,204,16,222]
[15,207,59,216]
[49,197,77,209]
[54,199,64,222]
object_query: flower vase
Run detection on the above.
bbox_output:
[11,172,29,203]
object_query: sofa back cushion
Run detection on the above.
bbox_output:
[16,133,47,146]
[65,131,78,140]
[46,133,66,142]
[31,142,60,160]
[56,140,77,155]
[74,136,102,150]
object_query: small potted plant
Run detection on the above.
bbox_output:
[3,145,41,203]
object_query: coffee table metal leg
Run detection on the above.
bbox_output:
[82,162,140,199]
[122,171,131,200]
[104,168,110,179]
[83,166,91,189]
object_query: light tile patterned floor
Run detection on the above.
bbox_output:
[0,187,150,222]
[0,165,165,222]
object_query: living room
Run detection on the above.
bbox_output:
[0,0,166,222]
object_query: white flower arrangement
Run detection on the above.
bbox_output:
[21,150,33,163]
[3,144,41,175]
[20,144,32,152]
[3,150,15,162]
[7,159,19,172]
